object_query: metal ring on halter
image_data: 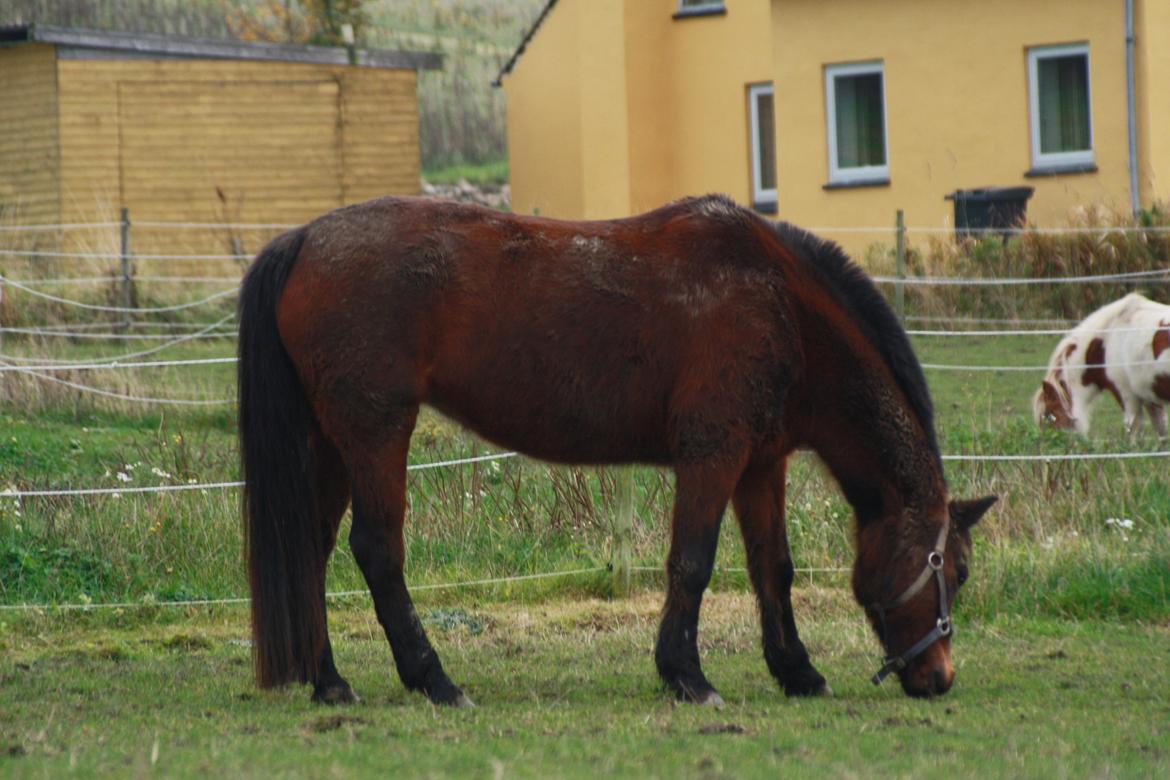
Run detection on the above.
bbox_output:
[928,551,944,570]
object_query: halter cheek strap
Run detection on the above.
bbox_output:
[871,520,951,685]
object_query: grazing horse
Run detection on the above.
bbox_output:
[1034,293,1170,440]
[238,194,996,706]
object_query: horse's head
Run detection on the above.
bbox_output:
[853,495,997,697]
[1033,380,1075,430]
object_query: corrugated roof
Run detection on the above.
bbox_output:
[0,24,443,70]
[491,0,559,87]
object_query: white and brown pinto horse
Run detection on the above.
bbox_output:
[1034,293,1170,439]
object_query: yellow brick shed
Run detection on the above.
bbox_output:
[0,25,440,253]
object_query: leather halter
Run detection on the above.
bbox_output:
[870,520,952,685]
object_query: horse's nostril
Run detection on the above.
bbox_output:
[931,667,951,695]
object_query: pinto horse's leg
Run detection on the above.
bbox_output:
[347,428,470,708]
[309,428,356,704]
[732,457,829,697]
[656,462,742,706]
[1148,403,1168,441]
[1124,402,1145,443]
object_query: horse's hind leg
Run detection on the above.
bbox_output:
[346,422,470,707]
[656,462,742,706]
[1147,403,1167,441]
[309,427,356,704]
[732,457,829,697]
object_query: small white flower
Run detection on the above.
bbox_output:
[151,467,172,479]
[111,492,121,500]
[116,472,132,483]
[1105,517,1135,531]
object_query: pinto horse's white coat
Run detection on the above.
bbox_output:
[1033,293,1170,439]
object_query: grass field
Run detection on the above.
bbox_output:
[1,273,1169,776]
[2,594,1168,777]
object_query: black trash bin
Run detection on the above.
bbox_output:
[945,186,1034,240]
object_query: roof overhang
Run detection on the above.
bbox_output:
[492,0,559,87]
[0,24,443,71]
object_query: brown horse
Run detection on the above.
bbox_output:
[238,194,995,706]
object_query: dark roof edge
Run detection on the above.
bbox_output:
[491,0,560,88]
[0,24,443,70]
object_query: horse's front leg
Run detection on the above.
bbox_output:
[732,457,830,697]
[655,462,741,706]
[1124,401,1146,443]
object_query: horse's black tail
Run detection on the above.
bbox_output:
[237,227,324,688]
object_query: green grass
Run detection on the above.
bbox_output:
[423,159,510,187]
[1,327,1168,621]
[2,593,1168,778]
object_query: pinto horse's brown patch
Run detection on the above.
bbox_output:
[1153,321,1170,359]
[1155,374,1170,402]
[1082,338,1122,404]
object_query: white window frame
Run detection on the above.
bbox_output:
[748,83,777,208]
[677,0,725,12]
[1027,43,1094,169]
[824,60,890,185]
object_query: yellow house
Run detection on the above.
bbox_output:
[0,25,440,253]
[497,0,1170,256]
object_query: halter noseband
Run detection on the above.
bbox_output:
[870,520,952,685]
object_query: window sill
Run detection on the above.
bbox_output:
[672,6,727,21]
[823,177,890,191]
[752,200,778,215]
[1025,162,1097,178]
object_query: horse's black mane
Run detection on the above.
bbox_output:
[767,214,942,468]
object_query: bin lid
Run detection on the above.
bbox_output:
[945,186,1035,202]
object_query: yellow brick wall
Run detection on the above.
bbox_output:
[0,44,60,229]
[54,57,420,255]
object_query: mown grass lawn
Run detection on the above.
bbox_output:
[2,592,1168,778]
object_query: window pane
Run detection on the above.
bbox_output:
[834,72,885,169]
[1038,54,1090,154]
[757,91,776,191]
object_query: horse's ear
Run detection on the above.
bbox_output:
[950,495,998,531]
[1041,380,1061,406]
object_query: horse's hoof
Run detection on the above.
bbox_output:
[312,684,358,705]
[697,691,726,709]
[452,692,476,709]
[783,669,831,698]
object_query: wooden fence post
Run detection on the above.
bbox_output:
[120,207,132,330]
[612,468,634,598]
[895,208,906,321]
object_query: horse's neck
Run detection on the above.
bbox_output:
[795,324,944,524]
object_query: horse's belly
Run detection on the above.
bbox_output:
[424,376,672,466]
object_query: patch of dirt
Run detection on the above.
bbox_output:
[698,723,747,735]
[6,744,26,758]
[1045,649,1069,660]
[303,715,371,734]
